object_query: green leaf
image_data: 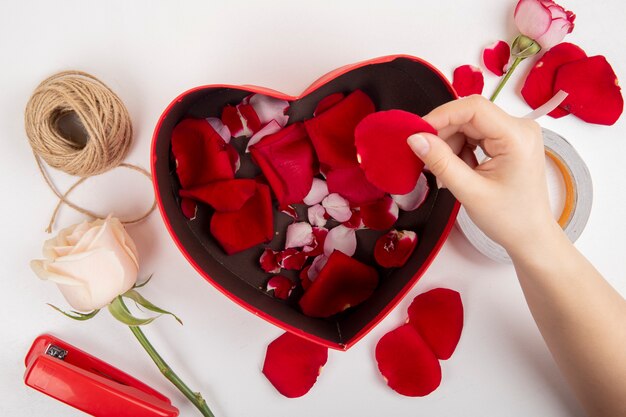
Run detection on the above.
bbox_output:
[107,296,158,326]
[122,289,183,325]
[133,274,154,289]
[47,304,99,321]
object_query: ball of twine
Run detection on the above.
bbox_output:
[24,70,156,232]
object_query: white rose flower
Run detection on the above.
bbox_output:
[31,216,139,312]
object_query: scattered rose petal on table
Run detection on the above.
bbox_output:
[179,179,257,212]
[308,204,328,227]
[250,122,317,208]
[299,251,378,318]
[260,248,281,274]
[482,40,511,76]
[303,178,329,206]
[355,110,436,195]
[248,94,290,127]
[374,230,418,268]
[452,65,484,97]
[210,183,274,255]
[321,193,352,222]
[407,288,464,360]
[375,324,442,397]
[265,275,295,300]
[391,172,429,211]
[323,225,357,257]
[361,196,399,231]
[285,222,314,249]
[262,332,328,398]
[521,42,587,118]
[304,89,375,171]
[554,55,623,125]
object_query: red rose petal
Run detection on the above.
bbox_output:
[220,105,244,137]
[226,145,241,173]
[313,92,345,116]
[179,179,257,212]
[210,183,274,255]
[246,119,282,152]
[250,122,317,208]
[277,248,308,271]
[361,196,399,231]
[300,266,313,291]
[375,324,441,397]
[391,172,429,211]
[304,90,375,171]
[554,55,623,125]
[354,110,437,194]
[280,204,298,220]
[171,118,235,189]
[260,248,281,274]
[180,197,197,220]
[521,42,587,118]
[325,165,385,206]
[266,275,295,300]
[303,227,328,257]
[262,332,328,398]
[206,117,231,142]
[452,64,484,97]
[299,251,379,318]
[237,103,262,136]
[483,40,511,76]
[343,209,363,229]
[407,288,464,360]
[374,230,418,268]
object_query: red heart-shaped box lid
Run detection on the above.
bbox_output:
[151,55,459,350]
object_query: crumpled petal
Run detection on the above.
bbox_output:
[321,193,352,222]
[171,118,235,189]
[482,40,510,76]
[323,225,357,257]
[343,209,363,229]
[206,117,231,143]
[262,332,328,398]
[355,110,437,195]
[304,90,375,171]
[266,275,295,300]
[303,178,329,206]
[374,230,418,268]
[285,222,314,249]
[325,165,385,206]
[407,288,464,360]
[210,183,274,255]
[281,205,298,220]
[554,55,623,125]
[246,119,282,152]
[303,227,328,257]
[391,172,429,211]
[521,42,587,118]
[277,248,308,271]
[249,94,290,127]
[299,251,379,318]
[307,204,328,227]
[452,65,484,97]
[361,196,399,231]
[221,103,261,138]
[250,122,317,208]
[375,324,441,397]
[260,248,281,274]
[179,179,257,212]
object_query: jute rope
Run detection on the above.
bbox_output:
[24,70,156,232]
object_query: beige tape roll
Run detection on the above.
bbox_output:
[456,128,593,263]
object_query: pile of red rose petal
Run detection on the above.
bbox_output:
[171,89,436,318]
[262,288,463,397]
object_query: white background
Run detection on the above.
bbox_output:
[1,1,625,416]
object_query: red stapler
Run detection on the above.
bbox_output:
[24,334,179,417]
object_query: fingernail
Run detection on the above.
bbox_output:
[407,134,430,157]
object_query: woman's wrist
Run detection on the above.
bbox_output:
[506,220,571,269]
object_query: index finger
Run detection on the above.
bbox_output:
[423,95,521,141]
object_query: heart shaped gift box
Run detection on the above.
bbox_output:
[151,55,459,350]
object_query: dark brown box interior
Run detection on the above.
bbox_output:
[152,57,457,348]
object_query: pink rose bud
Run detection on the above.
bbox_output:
[514,0,575,50]
[31,216,139,312]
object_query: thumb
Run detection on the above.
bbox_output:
[407,132,484,203]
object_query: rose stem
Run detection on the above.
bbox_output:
[121,299,215,417]
[489,56,524,102]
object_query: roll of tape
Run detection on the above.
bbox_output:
[456,128,593,263]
